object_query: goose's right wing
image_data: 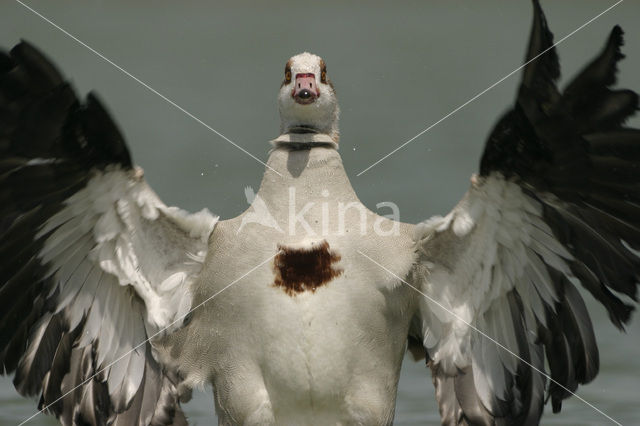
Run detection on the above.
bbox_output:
[0,42,218,425]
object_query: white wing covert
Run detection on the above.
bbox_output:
[409,1,640,424]
[0,42,217,425]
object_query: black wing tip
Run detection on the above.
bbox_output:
[10,39,35,55]
[527,0,560,79]
[82,92,133,168]
[611,25,624,49]
[0,50,11,71]
[531,0,543,19]
[8,40,53,67]
[605,25,626,68]
[605,24,626,73]
[8,40,65,88]
[481,5,638,178]
[562,23,628,102]
[1,40,134,170]
[613,303,635,330]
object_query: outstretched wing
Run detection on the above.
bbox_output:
[409,1,639,424]
[0,42,218,425]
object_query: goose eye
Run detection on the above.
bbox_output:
[285,69,292,84]
[319,59,327,84]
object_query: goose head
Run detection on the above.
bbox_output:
[278,52,340,142]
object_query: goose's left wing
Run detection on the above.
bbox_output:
[0,42,218,425]
[409,1,639,424]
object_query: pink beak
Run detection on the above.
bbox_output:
[292,73,319,104]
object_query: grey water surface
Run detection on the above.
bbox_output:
[1,1,639,424]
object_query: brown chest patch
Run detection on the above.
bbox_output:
[273,240,343,296]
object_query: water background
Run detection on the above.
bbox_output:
[1,1,639,424]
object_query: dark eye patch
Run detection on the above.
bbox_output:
[282,59,292,86]
[319,59,327,84]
